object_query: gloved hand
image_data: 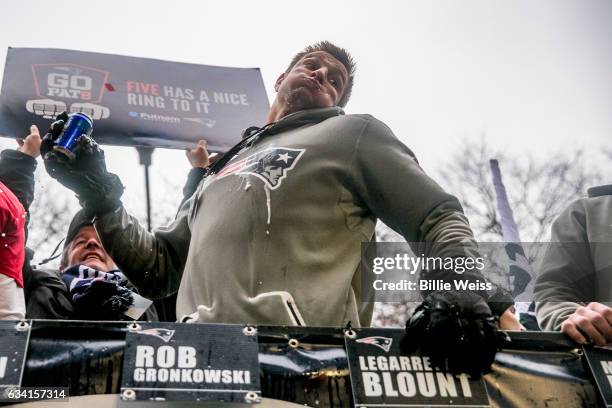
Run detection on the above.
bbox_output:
[41,112,124,215]
[40,111,68,158]
[71,279,134,320]
[403,290,504,378]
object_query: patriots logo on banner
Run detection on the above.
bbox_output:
[136,328,175,343]
[505,242,532,297]
[356,336,393,352]
[31,63,109,103]
[216,147,305,189]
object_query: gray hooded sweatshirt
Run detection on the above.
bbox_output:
[95,107,499,326]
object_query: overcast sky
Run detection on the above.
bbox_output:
[1,0,611,235]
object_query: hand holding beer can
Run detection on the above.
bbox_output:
[53,112,93,160]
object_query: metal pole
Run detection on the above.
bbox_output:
[136,147,155,231]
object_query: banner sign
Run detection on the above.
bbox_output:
[345,328,490,407]
[489,159,534,299]
[583,346,612,407]
[0,47,270,151]
[0,321,30,398]
[120,322,261,403]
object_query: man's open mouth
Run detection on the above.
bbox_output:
[83,253,104,263]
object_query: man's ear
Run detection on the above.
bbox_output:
[274,73,286,92]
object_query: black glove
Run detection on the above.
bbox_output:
[403,291,503,378]
[42,112,124,215]
[71,279,134,321]
[40,111,69,158]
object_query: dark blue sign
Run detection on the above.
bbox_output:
[121,322,261,403]
[0,321,30,399]
[583,346,612,407]
[345,328,490,407]
[0,48,270,151]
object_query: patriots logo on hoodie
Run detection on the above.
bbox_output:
[216,147,305,189]
[136,328,175,343]
[356,336,393,352]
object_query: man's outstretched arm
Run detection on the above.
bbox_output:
[351,116,515,315]
[0,125,41,214]
[41,114,192,299]
[351,115,520,375]
[94,201,192,299]
[534,199,612,345]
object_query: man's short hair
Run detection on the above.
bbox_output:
[285,41,356,108]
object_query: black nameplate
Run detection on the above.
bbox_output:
[121,322,260,403]
[0,321,31,398]
[345,328,490,407]
[583,346,612,407]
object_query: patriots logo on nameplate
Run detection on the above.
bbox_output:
[356,336,393,352]
[136,328,175,343]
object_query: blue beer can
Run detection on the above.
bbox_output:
[54,112,93,159]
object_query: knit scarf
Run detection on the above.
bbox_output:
[61,264,134,320]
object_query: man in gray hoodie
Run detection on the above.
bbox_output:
[41,42,518,333]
